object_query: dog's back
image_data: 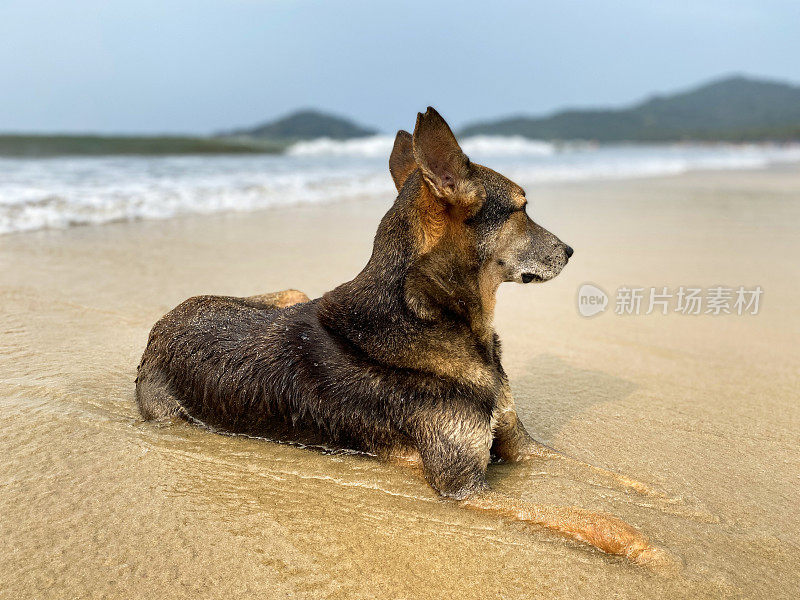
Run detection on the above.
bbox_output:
[136,290,494,458]
[137,294,370,447]
[137,294,305,430]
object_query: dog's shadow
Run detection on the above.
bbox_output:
[507,354,638,444]
[491,354,653,501]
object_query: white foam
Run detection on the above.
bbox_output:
[287,136,395,157]
[2,143,799,235]
[460,136,555,157]
[0,155,394,234]
[286,135,557,158]
[501,144,800,185]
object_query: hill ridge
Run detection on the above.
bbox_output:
[223,109,378,141]
[460,75,800,141]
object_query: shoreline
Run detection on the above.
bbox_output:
[3,160,799,239]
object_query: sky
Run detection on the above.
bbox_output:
[1,0,799,135]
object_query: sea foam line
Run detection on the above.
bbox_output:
[2,142,800,235]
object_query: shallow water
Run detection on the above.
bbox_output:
[1,167,799,598]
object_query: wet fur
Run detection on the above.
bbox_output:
[137,169,506,497]
[136,108,670,565]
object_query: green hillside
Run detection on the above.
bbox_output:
[224,109,377,141]
[0,135,285,157]
[461,76,800,142]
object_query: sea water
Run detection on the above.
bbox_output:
[2,137,800,234]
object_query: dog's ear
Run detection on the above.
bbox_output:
[389,130,415,192]
[412,107,475,204]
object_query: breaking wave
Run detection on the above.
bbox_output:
[287,135,557,158]
[2,141,800,234]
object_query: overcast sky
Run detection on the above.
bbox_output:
[1,0,799,134]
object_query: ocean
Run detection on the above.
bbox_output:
[2,136,800,235]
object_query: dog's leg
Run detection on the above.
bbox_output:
[412,414,670,566]
[492,384,665,497]
[246,289,309,309]
[135,366,186,422]
[492,402,560,461]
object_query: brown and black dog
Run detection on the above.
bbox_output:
[136,108,669,565]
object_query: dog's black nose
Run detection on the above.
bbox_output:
[521,273,535,284]
[565,245,574,258]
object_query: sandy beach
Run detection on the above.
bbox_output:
[1,166,799,599]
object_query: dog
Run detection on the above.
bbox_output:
[136,108,668,565]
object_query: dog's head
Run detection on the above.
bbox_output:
[390,107,573,286]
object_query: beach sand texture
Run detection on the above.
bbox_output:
[1,167,798,599]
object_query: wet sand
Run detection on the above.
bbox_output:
[1,166,799,599]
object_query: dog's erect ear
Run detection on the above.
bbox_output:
[412,107,474,203]
[389,130,415,192]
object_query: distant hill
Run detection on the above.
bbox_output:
[460,76,800,142]
[0,134,285,157]
[224,109,378,141]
